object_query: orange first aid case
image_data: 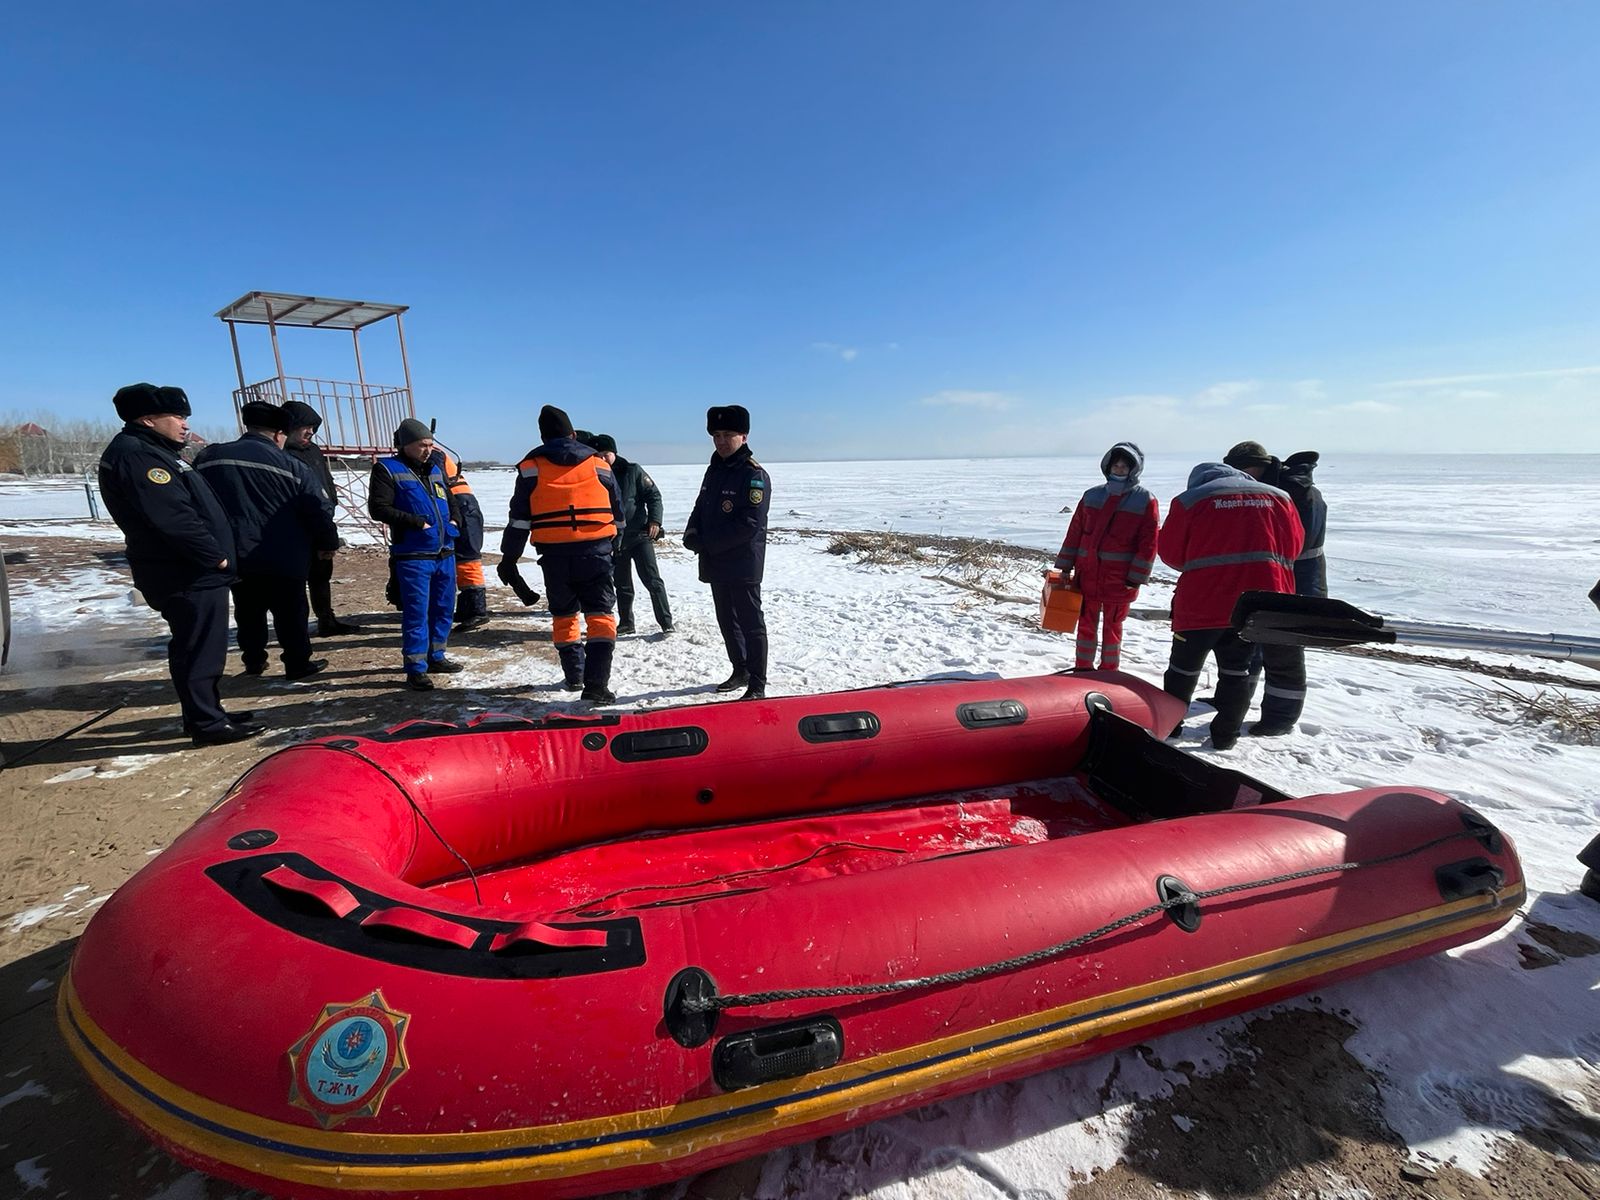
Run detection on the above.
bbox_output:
[1040,571,1083,632]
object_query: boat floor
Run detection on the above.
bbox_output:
[428,776,1131,916]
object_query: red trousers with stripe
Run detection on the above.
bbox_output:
[1074,593,1133,670]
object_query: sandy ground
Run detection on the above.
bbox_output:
[1,540,1597,1200]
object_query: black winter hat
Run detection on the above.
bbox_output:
[280,400,323,432]
[588,433,617,454]
[240,401,288,431]
[574,429,595,446]
[1223,440,1272,470]
[1283,450,1319,468]
[113,382,191,420]
[706,404,750,435]
[539,405,575,441]
[393,417,432,449]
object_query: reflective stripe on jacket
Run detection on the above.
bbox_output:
[1054,485,1159,596]
[1158,463,1304,631]
[379,457,453,558]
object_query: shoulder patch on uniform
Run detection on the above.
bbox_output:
[748,486,765,505]
[146,467,172,485]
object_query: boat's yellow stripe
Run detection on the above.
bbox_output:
[59,884,1519,1190]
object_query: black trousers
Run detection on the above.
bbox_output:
[232,573,313,672]
[155,585,231,733]
[710,581,767,687]
[1165,627,1305,742]
[1247,641,1309,729]
[616,537,672,628]
[306,553,335,623]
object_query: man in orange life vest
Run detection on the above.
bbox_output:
[499,405,626,703]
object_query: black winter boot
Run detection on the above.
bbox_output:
[583,638,615,694]
[454,586,489,631]
[556,643,585,691]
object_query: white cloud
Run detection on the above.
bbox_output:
[1194,380,1259,408]
[811,341,859,362]
[1292,379,1326,402]
[920,389,1016,411]
[1244,403,1287,413]
[1376,365,1600,390]
[1100,393,1182,411]
[1320,399,1400,415]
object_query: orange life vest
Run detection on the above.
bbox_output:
[442,453,473,497]
[524,454,617,544]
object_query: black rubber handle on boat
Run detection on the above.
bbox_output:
[713,1017,844,1091]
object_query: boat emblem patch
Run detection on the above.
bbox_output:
[286,990,410,1127]
[146,467,172,484]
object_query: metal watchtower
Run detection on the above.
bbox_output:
[215,291,418,530]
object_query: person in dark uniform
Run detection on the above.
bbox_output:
[97,383,262,746]
[434,447,489,630]
[1276,451,1328,600]
[684,405,770,700]
[281,400,358,636]
[588,433,673,636]
[369,418,463,691]
[499,406,626,703]
[1222,441,1321,736]
[197,402,338,681]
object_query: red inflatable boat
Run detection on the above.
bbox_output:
[60,672,1522,1199]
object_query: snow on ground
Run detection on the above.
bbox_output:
[13,451,1600,629]
[3,457,1599,1196]
[443,524,1600,1194]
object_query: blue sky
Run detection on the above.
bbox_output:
[3,3,1598,463]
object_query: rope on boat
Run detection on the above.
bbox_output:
[557,841,912,915]
[681,826,1499,1014]
[312,742,483,905]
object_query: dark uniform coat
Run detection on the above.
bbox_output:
[1275,452,1328,598]
[98,423,236,605]
[613,457,664,549]
[285,438,338,507]
[195,434,339,580]
[684,445,770,584]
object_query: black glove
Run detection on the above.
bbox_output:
[497,560,541,606]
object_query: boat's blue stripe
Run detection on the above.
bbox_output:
[70,893,1511,1168]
